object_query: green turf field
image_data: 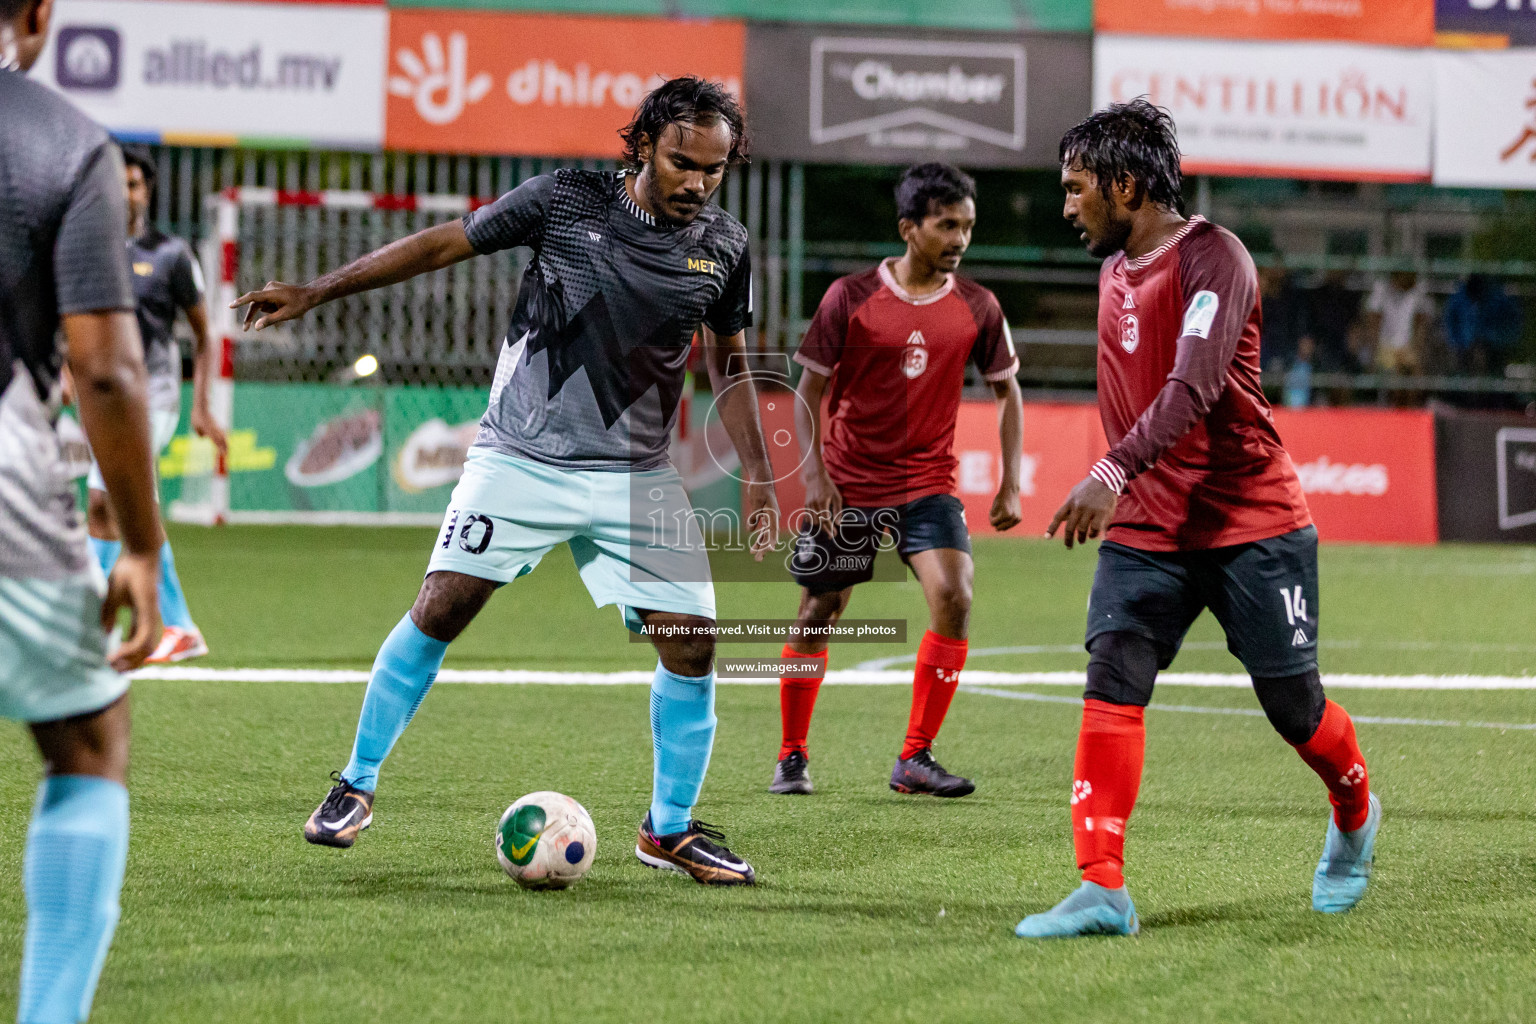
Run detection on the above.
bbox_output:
[1,527,1533,1023]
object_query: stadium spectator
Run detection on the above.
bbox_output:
[1284,335,1316,408]
[1445,274,1522,377]
[1364,271,1432,376]
[1259,263,1308,372]
[1302,270,1362,373]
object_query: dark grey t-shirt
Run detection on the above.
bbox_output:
[0,68,135,578]
[462,169,751,471]
[129,229,202,411]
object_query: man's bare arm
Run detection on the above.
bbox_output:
[794,366,842,534]
[65,310,163,668]
[232,221,477,330]
[183,302,227,456]
[702,328,780,557]
[990,376,1023,531]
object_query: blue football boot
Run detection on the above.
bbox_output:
[1313,792,1381,913]
[1015,881,1140,939]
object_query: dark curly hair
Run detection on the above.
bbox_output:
[619,76,749,171]
[1059,98,1184,215]
[119,143,157,193]
[895,162,976,224]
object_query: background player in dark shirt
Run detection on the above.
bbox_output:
[81,145,226,665]
[235,78,778,886]
[2,0,163,1018]
[771,164,1022,799]
[1017,100,1379,940]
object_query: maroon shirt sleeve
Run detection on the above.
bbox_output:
[962,283,1020,382]
[793,276,851,377]
[1100,227,1258,488]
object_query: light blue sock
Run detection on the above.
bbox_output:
[86,538,120,580]
[19,775,129,1024]
[155,540,194,631]
[341,614,448,792]
[649,662,717,835]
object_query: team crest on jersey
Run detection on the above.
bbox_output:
[1118,314,1140,353]
[901,330,928,378]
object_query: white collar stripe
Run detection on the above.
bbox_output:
[617,173,656,226]
[1125,215,1206,273]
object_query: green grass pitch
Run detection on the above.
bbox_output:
[1,527,1534,1022]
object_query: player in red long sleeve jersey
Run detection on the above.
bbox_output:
[770,163,1023,798]
[1016,101,1380,939]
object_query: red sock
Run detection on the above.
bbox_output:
[901,631,968,759]
[1292,699,1371,832]
[778,644,827,759]
[1072,699,1146,890]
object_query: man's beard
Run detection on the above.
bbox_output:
[1086,214,1132,259]
[643,172,703,228]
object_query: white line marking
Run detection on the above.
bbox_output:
[126,667,1536,689]
[960,686,1536,731]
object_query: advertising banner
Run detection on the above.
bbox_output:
[1435,411,1536,543]
[1094,35,1433,182]
[1094,0,1433,47]
[36,0,386,148]
[745,23,1091,168]
[764,397,1438,544]
[1432,49,1536,189]
[1436,0,1536,47]
[384,11,744,157]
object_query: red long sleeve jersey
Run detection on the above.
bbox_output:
[794,260,1019,507]
[1095,217,1311,551]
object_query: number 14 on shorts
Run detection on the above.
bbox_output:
[1280,585,1309,645]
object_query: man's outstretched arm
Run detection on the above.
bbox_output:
[232,221,477,330]
[702,328,781,559]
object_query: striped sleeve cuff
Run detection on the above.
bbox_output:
[792,351,835,377]
[1089,457,1127,495]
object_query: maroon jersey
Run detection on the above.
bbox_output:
[794,259,1019,507]
[1089,217,1311,551]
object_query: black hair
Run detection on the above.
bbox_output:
[895,162,976,224]
[120,143,156,192]
[0,0,34,22]
[619,76,749,171]
[1059,98,1185,215]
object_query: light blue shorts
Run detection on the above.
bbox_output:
[0,571,127,723]
[87,407,180,492]
[426,449,715,632]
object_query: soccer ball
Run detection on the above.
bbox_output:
[495,791,596,890]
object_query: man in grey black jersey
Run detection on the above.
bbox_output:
[236,77,779,885]
[82,144,225,665]
[2,0,163,1019]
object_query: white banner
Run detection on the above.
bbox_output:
[1093,35,1432,182]
[1433,49,1536,191]
[36,0,385,148]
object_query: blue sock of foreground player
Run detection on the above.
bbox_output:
[86,538,119,580]
[649,662,717,835]
[18,775,129,1024]
[156,540,194,631]
[341,614,448,792]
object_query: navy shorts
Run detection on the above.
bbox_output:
[1086,525,1320,678]
[790,493,970,595]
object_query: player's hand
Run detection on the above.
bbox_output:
[745,480,781,562]
[803,469,844,538]
[232,281,317,331]
[990,483,1022,532]
[1046,475,1118,550]
[191,402,228,458]
[102,549,162,672]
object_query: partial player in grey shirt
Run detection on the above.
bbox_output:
[1,0,164,1019]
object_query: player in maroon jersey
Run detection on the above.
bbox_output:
[1016,101,1380,939]
[769,163,1023,798]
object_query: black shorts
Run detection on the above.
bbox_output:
[789,494,971,594]
[1086,525,1319,678]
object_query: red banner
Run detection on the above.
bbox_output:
[384,10,744,157]
[763,397,1438,545]
[1094,0,1433,47]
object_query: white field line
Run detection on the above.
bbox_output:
[960,686,1536,732]
[128,667,1536,689]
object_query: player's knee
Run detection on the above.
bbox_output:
[1084,632,1160,707]
[85,490,118,540]
[1252,669,1325,745]
[410,572,496,642]
[660,637,714,678]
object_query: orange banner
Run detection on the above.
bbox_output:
[384,11,744,157]
[1093,0,1433,47]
